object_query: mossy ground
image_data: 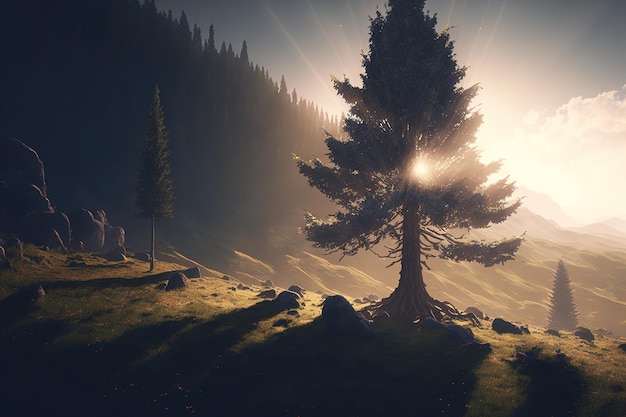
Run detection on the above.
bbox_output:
[1,245,625,416]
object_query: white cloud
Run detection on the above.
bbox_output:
[478,85,626,223]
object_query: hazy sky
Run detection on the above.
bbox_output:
[156,0,626,224]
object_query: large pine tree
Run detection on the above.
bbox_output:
[136,84,174,271]
[547,259,579,331]
[297,0,522,321]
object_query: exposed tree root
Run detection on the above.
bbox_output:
[365,292,462,323]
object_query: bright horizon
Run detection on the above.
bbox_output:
[156,0,626,225]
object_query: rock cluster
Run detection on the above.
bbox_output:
[0,136,125,252]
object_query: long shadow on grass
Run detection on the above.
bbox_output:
[510,347,586,417]
[0,299,289,417]
[202,318,490,417]
[0,286,45,328]
[0,299,491,417]
[44,270,172,290]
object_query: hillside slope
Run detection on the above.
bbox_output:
[217,207,626,336]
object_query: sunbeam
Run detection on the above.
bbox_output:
[263,1,341,108]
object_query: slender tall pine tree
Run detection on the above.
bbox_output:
[547,259,579,331]
[136,84,174,271]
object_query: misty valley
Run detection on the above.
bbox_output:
[1,0,625,416]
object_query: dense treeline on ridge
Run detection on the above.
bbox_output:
[0,0,340,265]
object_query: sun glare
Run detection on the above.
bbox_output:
[411,159,431,182]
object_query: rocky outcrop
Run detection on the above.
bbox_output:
[0,136,126,253]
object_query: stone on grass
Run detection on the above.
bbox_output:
[446,324,475,345]
[165,272,189,291]
[322,295,373,338]
[106,245,127,262]
[182,266,201,278]
[594,328,612,337]
[273,290,301,309]
[545,329,561,337]
[618,343,626,353]
[134,252,151,262]
[288,285,305,298]
[492,318,523,335]
[258,289,277,299]
[574,327,594,342]
[416,317,445,331]
[465,306,485,320]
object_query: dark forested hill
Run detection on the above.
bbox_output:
[0,0,339,267]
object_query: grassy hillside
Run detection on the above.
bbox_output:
[1,245,625,417]
[220,208,626,338]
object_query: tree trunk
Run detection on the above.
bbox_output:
[375,201,457,321]
[149,215,155,272]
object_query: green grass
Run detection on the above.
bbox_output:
[1,245,625,416]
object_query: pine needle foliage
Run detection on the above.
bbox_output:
[136,84,174,271]
[296,0,522,320]
[547,259,579,331]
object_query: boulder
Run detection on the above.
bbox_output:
[446,324,475,345]
[68,209,104,252]
[106,246,127,262]
[618,343,626,353]
[95,210,126,251]
[134,252,151,262]
[165,272,188,291]
[464,306,484,320]
[322,295,373,337]
[257,289,277,299]
[545,329,561,337]
[0,137,51,221]
[273,290,301,309]
[3,181,52,216]
[594,328,612,337]
[4,237,23,261]
[573,327,594,342]
[416,317,445,331]
[492,318,523,335]
[0,245,6,267]
[104,225,125,251]
[182,266,201,278]
[34,211,71,247]
[0,136,47,194]
[288,285,305,298]
[40,227,65,250]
